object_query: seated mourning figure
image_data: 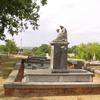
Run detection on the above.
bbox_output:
[53,25,68,42]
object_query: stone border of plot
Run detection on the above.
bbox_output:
[4,82,100,96]
[95,70,100,75]
[4,61,100,96]
[4,62,22,83]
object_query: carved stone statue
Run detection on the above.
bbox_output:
[50,26,68,70]
[53,25,67,42]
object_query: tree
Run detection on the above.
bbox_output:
[23,48,33,56]
[69,42,100,60]
[0,0,47,40]
[32,44,50,57]
[5,39,17,54]
[0,45,6,54]
[68,46,77,53]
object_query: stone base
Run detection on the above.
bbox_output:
[4,62,100,96]
[23,69,93,82]
[52,69,87,73]
[4,82,100,96]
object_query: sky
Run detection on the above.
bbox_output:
[0,0,100,47]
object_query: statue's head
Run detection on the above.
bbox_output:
[56,29,59,33]
[60,25,64,29]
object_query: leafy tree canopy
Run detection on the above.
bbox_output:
[69,42,100,60]
[5,39,17,54]
[32,44,50,57]
[0,45,6,53]
[0,0,47,40]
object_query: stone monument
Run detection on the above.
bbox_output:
[51,26,69,71]
[4,26,97,96]
[21,25,93,82]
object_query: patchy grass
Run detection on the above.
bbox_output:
[0,55,21,99]
[0,55,20,79]
[0,55,20,83]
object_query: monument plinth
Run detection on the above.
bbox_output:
[50,41,69,72]
[50,25,68,71]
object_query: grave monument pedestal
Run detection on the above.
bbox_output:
[50,42,68,69]
[21,40,93,83]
